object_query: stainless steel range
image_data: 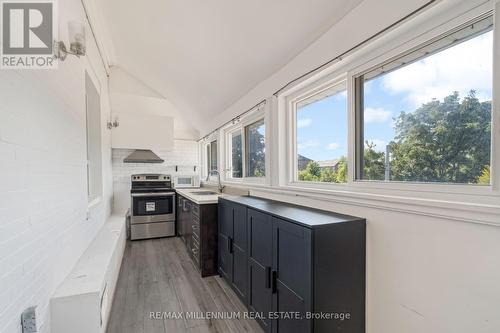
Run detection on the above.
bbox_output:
[130,174,176,240]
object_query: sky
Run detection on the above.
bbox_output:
[297,30,493,161]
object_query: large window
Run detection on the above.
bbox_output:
[356,16,493,185]
[295,82,348,183]
[85,72,102,202]
[245,119,266,177]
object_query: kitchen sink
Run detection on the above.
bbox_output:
[190,191,219,195]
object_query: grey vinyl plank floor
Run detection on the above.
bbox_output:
[106,237,264,333]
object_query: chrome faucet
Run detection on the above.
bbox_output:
[206,170,225,193]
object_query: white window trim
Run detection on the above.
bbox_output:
[200,131,219,181]
[225,125,244,179]
[277,0,500,205]
[286,74,349,187]
[347,8,498,196]
[85,70,103,205]
[220,107,267,185]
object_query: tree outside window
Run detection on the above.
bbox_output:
[231,132,242,178]
[358,18,493,185]
[245,119,266,177]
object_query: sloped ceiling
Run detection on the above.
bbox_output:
[109,68,200,140]
[99,0,363,131]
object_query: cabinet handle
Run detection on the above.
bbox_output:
[229,237,234,254]
[265,267,271,289]
[271,270,277,294]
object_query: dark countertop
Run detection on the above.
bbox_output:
[220,195,365,228]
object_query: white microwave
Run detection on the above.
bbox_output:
[173,175,200,188]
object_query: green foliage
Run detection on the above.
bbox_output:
[389,91,491,183]
[478,166,490,185]
[232,134,242,178]
[298,91,491,184]
[298,161,321,181]
[298,158,348,183]
[247,121,266,177]
[334,157,348,183]
[364,142,386,181]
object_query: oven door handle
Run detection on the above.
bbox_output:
[131,192,176,197]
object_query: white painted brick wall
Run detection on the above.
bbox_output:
[112,141,200,213]
[0,1,113,332]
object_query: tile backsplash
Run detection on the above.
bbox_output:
[112,140,199,213]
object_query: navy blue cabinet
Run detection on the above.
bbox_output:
[232,202,248,300]
[247,208,274,332]
[218,200,233,281]
[219,196,366,333]
[272,217,312,333]
[218,200,248,302]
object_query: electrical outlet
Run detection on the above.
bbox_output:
[21,307,37,333]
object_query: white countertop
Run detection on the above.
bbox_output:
[175,188,223,205]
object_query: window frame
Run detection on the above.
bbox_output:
[244,118,267,178]
[286,74,350,188]
[354,14,494,186]
[278,3,499,200]
[209,140,218,172]
[85,71,103,205]
[225,126,244,179]
[201,132,219,180]
[222,108,267,184]
[347,10,498,196]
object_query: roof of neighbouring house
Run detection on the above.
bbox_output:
[317,160,340,168]
[298,154,313,170]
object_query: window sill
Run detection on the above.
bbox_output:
[225,182,500,226]
[224,177,267,185]
[223,179,268,189]
[88,197,102,208]
[288,179,499,200]
[86,197,103,220]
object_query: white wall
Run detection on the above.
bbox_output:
[201,0,500,332]
[200,0,433,136]
[0,0,113,332]
[109,67,199,140]
[112,141,199,214]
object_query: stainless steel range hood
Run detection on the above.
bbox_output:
[124,150,164,163]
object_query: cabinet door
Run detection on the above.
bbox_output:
[272,218,312,333]
[177,197,184,238]
[184,201,192,249]
[181,198,188,244]
[247,209,273,333]
[218,200,233,281]
[231,203,247,301]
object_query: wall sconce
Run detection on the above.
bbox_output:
[54,21,86,61]
[107,116,120,130]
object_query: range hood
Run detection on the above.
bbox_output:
[124,150,164,163]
